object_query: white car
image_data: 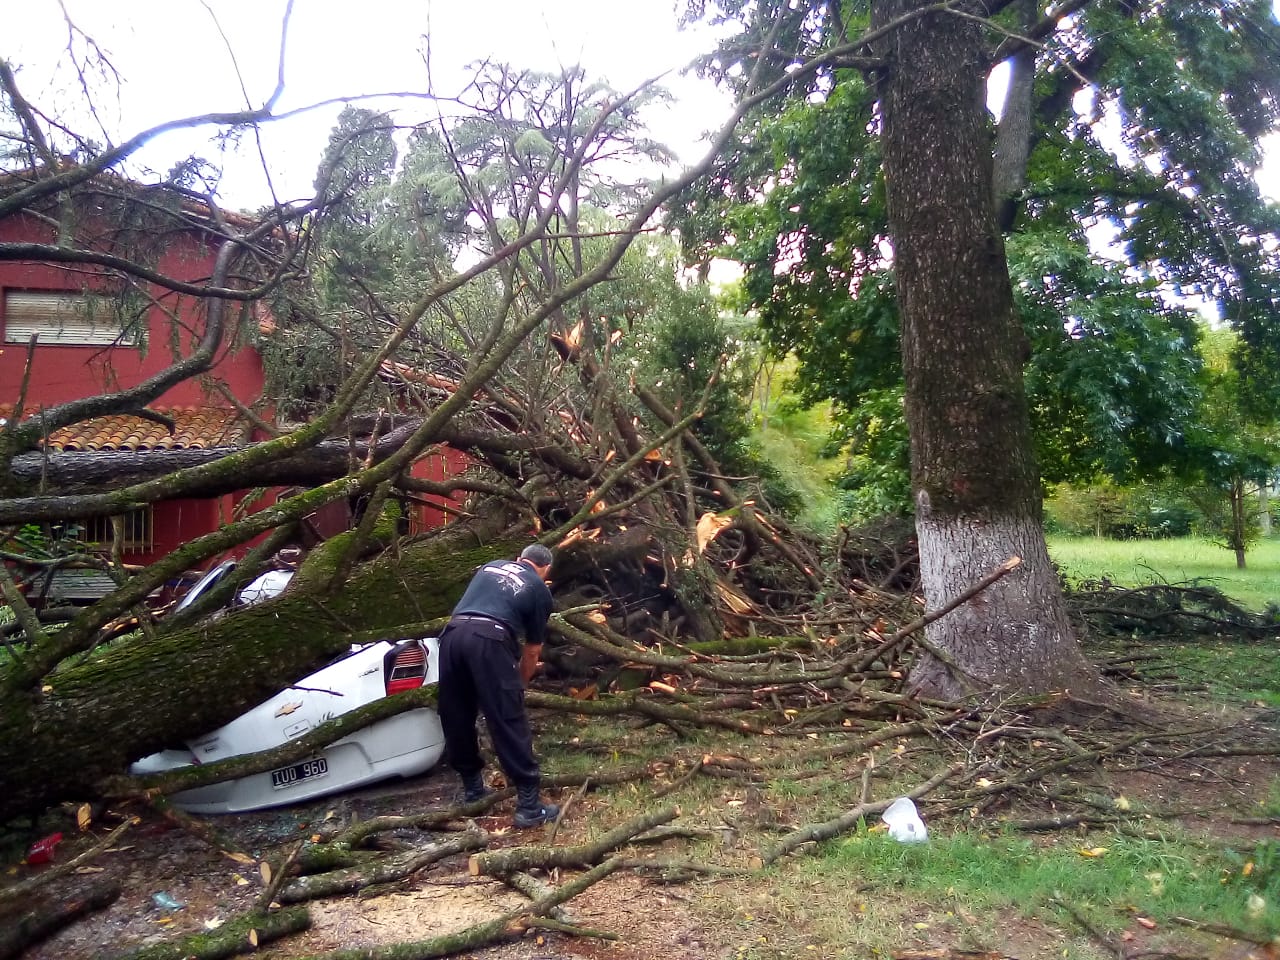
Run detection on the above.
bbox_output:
[131,636,446,814]
[170,559,293,614]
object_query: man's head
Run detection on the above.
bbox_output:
[519,543,554,578]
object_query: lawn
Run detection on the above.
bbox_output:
[1047,534,1280,612]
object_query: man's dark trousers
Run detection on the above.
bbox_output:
[437,616,540,788]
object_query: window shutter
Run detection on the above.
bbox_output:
[3,291,127,346]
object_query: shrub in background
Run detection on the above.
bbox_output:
[1046,481,1201,539]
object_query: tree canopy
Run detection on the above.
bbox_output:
[676,0,1280,515]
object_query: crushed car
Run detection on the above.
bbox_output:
[132,555,446,813]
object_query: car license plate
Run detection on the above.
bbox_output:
[270,757,329,789]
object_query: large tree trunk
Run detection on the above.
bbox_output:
[991,0,1037,232]
[0,516,515,821]
[873,0,1099,699]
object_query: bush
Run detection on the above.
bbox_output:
[1045,481,1201,539]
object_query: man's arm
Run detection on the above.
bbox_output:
[520,643,542,686]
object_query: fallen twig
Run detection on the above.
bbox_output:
[279,830,488,904]
[470,807,678,877]
[760,763,964,865]
[0,815,136,906]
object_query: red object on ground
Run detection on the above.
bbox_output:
[26,831,63,864]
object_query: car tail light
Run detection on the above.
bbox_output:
[384,640,427,695]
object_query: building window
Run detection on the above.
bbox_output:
[3,290,132,347]
[82,508,155,554]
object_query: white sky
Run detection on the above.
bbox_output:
[5,1,1279,208]
[6,0,735,207]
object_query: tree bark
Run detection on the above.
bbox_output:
[873,0,1099,698]
[277,831,488,904]
[0,881,120,960]
[0,516,514,821]
[991,0,1037,232]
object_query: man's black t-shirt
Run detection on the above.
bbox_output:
[451,560,553,646]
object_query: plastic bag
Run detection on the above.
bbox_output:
[882,796,928,843]
[152,891,184,911]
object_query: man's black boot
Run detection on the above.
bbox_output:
[461,772,492,804]
[512,783,559,828]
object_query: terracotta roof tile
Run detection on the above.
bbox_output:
[0,405,250,451]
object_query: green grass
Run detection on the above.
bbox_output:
[1144,639,1280,707]
[1047,535,1280,612]
[754,402,843,536]
[537,710,1280,959]
[758,828,1280,957]
[709,825,1280,960]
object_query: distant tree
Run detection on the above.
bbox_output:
[1183,327,1280,567]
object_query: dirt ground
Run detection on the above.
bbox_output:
[7,711,1280,960]
[10,766,721,960]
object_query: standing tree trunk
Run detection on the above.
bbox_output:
[1230,477,1248,569]
[873,0,1099,698]
[991,0,1037,233]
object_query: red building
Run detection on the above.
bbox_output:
[1,185,464,575]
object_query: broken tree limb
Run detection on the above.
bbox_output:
[101,685,439,801]
[320,791,511,849]
[147,799,257,869]
[528,688,770,735]
[469,806,679,877]
[503,871,571,922]
[554,614,848,687]
[616,856,744,879]
[295,856,626,960]
[0,815,136,907]
[107,906,311,960]
[256,840,304,912]
[760,762,965,866]
[319,765,657,851]
[524,916,619,940]
[543,407,703,545]
[633,381,822,589]
[278,830,489,904]
[0,880,120,960]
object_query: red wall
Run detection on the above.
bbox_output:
[2,207,463,570]
[0,212,264,407]
[409,446,471,530]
